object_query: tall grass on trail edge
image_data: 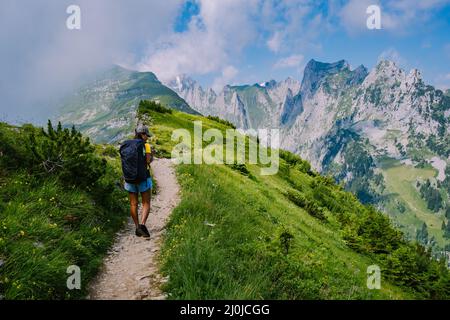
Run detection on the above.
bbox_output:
[0,122,129,299]
[0,171,128,299]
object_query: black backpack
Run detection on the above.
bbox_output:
[119,139,148,183]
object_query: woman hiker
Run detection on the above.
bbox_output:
[120,124,153,238]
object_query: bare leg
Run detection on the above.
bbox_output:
[140,190,151,225]
[129,192,139,228]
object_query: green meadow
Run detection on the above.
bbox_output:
[139,103,450,299]
[1,101,449,299]
[380,159,448,248]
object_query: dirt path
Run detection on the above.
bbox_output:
[88,158,180,300]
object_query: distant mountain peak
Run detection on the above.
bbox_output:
[255,78,301,93]
[283,76,301,85]
[365,60,424,88]
[354,64,368,73]
[376,59,399,70]
[373,60,404,79]
[305,59,351,73]
[167,74,198,92]
[301,59,355,98]
[258,82,267,87]
[110,64,159,80]
[263,79,278,89]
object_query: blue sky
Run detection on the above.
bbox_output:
[1,0,450,122]
[149,0,450,90]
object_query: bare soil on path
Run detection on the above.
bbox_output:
[88,158,180,300]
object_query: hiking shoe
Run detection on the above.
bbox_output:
[135,226,147,237]
[140,224,151,238]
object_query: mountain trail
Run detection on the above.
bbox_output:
[88,158,180,300]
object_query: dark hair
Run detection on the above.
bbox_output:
[134,131,146,140]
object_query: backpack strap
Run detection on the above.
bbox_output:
[145,143,151,154]
[145,143,154,164]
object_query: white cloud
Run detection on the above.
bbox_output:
[340,0,450,34]
[267,32,282,53]
[212,65,239,92]
[3,0,448,123]
[0,0,333,122]
[389,0,450,11]
[274,54,304,69]
[261,1,325,54]
[138,28,229,82]
[378,48,407,67]
[138,0,258,83]
[0,0,182,122]
[434,73,450,90]
[137,0,329,84]
[340,0,380,33]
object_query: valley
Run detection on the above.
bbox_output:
[380,160,444,244]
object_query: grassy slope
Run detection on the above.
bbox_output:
[380,160,448,247]
[143,110,415,299]
[0,123,129,299]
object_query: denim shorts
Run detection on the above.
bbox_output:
[124,177,153,193]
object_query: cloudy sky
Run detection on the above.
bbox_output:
[1,0,450,123]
